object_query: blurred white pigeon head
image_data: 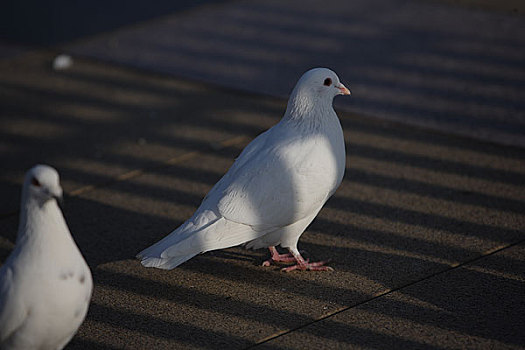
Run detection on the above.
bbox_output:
[286,67,350,118]
[23,164,63,205]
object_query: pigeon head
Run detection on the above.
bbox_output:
[23,165,63,205]
[286,68,350,119]
[297,68,350,97]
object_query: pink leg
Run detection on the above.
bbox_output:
[280,248,333,272]
[262,246,297,266]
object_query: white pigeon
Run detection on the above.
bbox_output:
[138,67,350,272]
[0,165,93,349]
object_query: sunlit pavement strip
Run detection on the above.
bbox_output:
[1,50,524,348]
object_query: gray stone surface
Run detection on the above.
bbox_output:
[256,243,525,349]
[1,52,524,349]
[0,40,29,60]
[66,0,525,147]
[0,51,276,214]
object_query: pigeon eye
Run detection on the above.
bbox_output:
[31,177,41,187]
[323,78,332,86]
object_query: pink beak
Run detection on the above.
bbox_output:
[337,83,351,96]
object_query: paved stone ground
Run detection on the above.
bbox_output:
[65,0,525,148]
[1,1,525,349]
[1,51,524,349]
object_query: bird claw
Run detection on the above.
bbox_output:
[263,247,332,272]
[280,260,333,272]
[262,251,299,266]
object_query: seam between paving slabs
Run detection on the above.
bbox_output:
[0,135,249,221]
[247,239,525,349]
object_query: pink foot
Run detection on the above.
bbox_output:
[263,247,333,272]
[281,259,333,272]
[262,246,297,266]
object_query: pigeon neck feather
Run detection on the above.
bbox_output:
[17,191,65,246]
[284,86,334,129]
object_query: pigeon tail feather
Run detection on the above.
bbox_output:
[140,254,197,270]
[138,216,268,270]
[136,220,202,262]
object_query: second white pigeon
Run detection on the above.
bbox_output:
[0,165,93,349]
[137,67,350,271]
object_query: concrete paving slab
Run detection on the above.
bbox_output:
[255,243,525,349]
[0,0,227,45]
[431,0,525,15]
[59,120,522,348]
[66,0,525,148]
[5,145,519,348]
[0,40,30,60]
[1,52,524,349]
[0,51,280,215]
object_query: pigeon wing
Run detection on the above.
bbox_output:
[217,136,331,231]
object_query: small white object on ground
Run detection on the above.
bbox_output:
[52,54,73,70]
